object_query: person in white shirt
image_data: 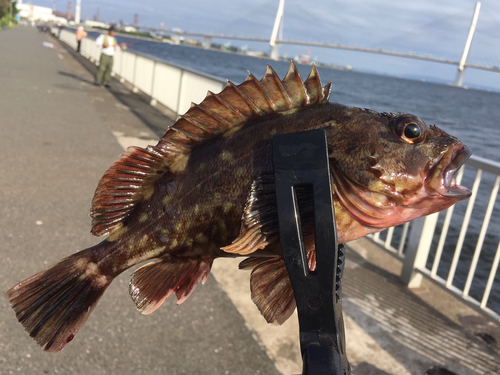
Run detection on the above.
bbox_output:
[94,25,119,87]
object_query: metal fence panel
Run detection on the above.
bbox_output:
[113,48,123,76]
[152,62,182,112]
[60,29,76,49]
[120,51,136,84]
[178,71,225,115]
[134,56,155,96]
[80,38,90,59]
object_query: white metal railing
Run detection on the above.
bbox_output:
[55,28,500,322]
[373,156,500,321]
[57,28,225,117]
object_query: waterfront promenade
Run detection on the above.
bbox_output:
[1,26,499,375]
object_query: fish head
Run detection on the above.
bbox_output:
[327,108,472,230]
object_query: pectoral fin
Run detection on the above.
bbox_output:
[222,175,315,256]
[221,175,280,255]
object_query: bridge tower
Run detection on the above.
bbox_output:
[67,1,72,21]
[270,0,285,60]
[455,2,481,87]
[75,0,81,24]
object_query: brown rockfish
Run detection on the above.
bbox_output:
[7,62,471,352]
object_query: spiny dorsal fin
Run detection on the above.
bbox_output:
[155,61,331,152]
[90,62,331,236]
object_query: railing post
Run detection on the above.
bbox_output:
[173,31,181,45]
[120,50,125,83]
[400,213,439,288]
[203,36,211,49]
[133,54,139,93]
[150,61,157,106]
[175,69,185,119]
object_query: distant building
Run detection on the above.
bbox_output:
[124,26,137,33]
[17,0,70,25]
[84,20,109,29]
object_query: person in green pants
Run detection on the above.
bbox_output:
[94,25,119,87]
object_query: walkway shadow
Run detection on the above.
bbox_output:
[353,362,393,375]
[58,71,95,85]
[56,40,174,137]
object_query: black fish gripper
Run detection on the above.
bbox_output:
[272,129,351,375]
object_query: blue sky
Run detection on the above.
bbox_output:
[33,0,500,91]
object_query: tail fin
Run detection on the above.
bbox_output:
[6,248,112,352]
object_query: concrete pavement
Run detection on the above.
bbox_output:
[1,25,500,375]
[0,26,280,375]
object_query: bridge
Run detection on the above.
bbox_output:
[149,1,490,87]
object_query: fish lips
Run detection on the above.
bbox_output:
[428,142,472,199]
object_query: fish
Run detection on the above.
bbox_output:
[6,61,472,352]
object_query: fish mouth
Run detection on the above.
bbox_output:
[430,142,472,199]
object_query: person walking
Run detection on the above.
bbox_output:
[76,26,87,53]
[94,25,120,87]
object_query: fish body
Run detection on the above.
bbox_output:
[7,62,471,352]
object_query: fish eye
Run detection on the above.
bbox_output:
[404,123,421,139]
[393,115,427,144]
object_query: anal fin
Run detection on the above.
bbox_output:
[242,256,296,325]
[240,250,317,325]
[129,257,213,315]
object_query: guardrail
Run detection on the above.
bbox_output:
[55,28,500,322]
[56,28,225,118]
[373,156,500,321]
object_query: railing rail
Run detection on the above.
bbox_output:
[54,27,500,322]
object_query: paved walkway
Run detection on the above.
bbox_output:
[1,26,500,375]
[0,26,279,375]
